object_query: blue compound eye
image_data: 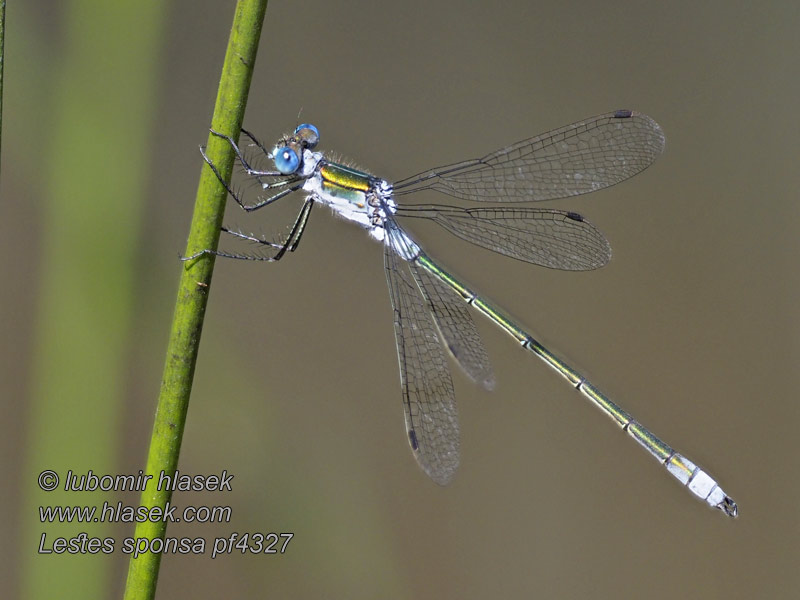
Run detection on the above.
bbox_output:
[294,123,319,149]
[274,146,300,174]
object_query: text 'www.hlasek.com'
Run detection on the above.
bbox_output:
[36,469,294,559]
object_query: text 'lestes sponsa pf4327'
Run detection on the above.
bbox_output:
[187,110,737,517]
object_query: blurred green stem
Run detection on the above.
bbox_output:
[1,0,6,170]
[122,2,269,599]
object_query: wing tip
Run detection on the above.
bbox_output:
[408,427,460,485]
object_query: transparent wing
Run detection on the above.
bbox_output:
[408,260,495,390]
[397,205,611,270]
[384,232,460,485]
[394,110,664,202]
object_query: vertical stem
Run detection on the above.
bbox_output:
[0,0,6,171]
[122,2,269,598]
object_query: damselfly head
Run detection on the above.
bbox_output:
[272,124,320,175]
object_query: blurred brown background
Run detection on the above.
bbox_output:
[2,1,798,598]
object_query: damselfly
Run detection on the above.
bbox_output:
[188,110,737,517]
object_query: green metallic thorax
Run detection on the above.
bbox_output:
[319,162,373,206]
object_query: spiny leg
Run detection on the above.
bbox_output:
[216,197,311,260]
[208,128,284,179]
[199,143,303,212]
[209,128,300,193]
[235,128,301,192]
[234,131,301,194]
[219,228,283,250]
[269,197,314,260]
[240,127,272,160]
[182,198,315,263]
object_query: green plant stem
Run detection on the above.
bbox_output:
[123,2,269,598]
[0,0,6,172]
